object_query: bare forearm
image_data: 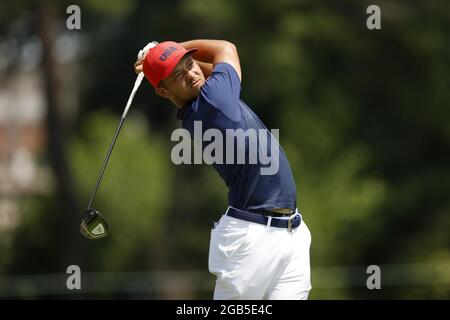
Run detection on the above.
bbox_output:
[181,39,242,80]
[180,40,230,62]
[195,60,213,78]
[133,39,241,80]
[182,40,218,77]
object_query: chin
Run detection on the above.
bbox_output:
[192,85,202,96]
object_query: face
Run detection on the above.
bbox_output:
[156,55,205,107]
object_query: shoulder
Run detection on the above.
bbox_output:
[200,62,241,97]
[193,63,242,122]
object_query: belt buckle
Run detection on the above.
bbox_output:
[288,217,293,233]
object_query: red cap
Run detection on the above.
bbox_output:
[143,41,197,88]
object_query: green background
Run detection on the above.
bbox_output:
[0,0,448,299]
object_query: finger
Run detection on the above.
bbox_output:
[135,65,143,74]
[134,58,143,67]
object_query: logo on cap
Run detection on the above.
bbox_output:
[159,47,178,61]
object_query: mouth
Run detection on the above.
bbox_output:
[191,79,201,87]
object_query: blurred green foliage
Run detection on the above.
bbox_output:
[0,0,449,299]
[68,111,173,270]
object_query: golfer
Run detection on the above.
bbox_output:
[135,39,311,300]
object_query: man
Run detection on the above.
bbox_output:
[134,39,312,300]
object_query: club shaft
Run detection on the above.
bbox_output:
[86,73,144,210]
[123,73,144,118]
[87,117,125,210]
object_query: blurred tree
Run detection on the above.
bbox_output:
[37,0,82,270]
[68,111,173,271]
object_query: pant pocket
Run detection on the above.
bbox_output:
[211,214,225,230]
[209,217,250,274]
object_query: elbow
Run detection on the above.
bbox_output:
[223,41,237,54]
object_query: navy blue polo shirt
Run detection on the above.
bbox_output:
[176,63,297,211]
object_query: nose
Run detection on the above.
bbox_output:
[184,70,197,84]
[187,69,196,79]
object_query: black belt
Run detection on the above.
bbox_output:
[249,209,294,217]
[226,207,301,232]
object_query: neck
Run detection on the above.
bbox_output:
[171,97,188,109]
[173,100,184,109]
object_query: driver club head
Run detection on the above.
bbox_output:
[80,208,109,240]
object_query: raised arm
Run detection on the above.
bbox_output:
[195,60,214,79]
[179,39,242,81]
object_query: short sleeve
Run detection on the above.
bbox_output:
[198,63,241,121]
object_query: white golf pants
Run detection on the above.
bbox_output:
[208,209,312,300]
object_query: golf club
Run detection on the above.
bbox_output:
[80,42,158,240]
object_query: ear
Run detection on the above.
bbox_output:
[155,86,171,99]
